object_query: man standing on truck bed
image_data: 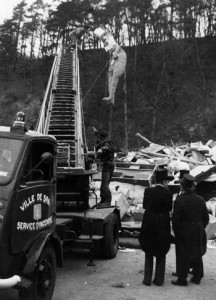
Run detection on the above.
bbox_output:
[93,127,115,207]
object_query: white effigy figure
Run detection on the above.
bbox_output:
[94,27,127,105]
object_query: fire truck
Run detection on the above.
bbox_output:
[0,43,120,299]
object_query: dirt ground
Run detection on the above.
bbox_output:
[0,243,215,300]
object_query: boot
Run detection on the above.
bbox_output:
[171,279,188,286]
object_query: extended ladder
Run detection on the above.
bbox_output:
[36,43,86,173]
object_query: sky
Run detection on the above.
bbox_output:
[0,0,26,23]
[0,0,170,24]
[0,0,55,24]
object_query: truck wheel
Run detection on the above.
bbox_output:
[19,245,56,300]
[102,213,119,259]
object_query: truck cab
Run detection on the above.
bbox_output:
[0,120,121,300]
[0,124,62,300]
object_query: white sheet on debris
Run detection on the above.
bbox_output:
[207,239,216,249]
[209,146,216,163]
[90,180,145,207]
[206,198,216,216]
[206,214,216,239]
[168,160,189,172]
[110,181,145,204]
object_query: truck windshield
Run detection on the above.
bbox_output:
[0,138,23,185]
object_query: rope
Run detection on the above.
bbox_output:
[82,60,109,101]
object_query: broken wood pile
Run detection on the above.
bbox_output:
[92,133,216,242]
[115,133,216,185]
[111,133,216,241]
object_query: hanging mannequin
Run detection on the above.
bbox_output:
[94,27,127,105]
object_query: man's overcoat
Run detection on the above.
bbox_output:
[139,185,173,257]
[172,191,209,259]
[95,137,115,171]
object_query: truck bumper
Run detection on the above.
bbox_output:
[0,275,21,288]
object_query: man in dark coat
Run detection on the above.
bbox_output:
[172,174,209,286]
[172,169,190,277]
[93,127,115,206]
[68,25,90,49]
[139,169,174,286]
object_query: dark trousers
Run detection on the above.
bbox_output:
[175,242,193,276]
[144,253,166,285]
[177,254,204,281]
[100,169,113,203]
[175,241,181,275]
[191,257,204,280]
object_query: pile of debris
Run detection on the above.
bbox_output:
[91,133,216,242]
[116,133,216,181]
[111,133,216,241]
[114,133,216,190]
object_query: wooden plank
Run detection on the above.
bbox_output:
[141,143,165,153]
[140,149,206,165]
[129,165,140,169]
[111,177,150,187]
[163,147,185,159]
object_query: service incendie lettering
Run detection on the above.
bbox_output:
[17,216,53,231]
[20,193,50,212]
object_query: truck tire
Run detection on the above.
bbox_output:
[102,213,119,259]
[19,245,56,300]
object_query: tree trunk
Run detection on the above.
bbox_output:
[123,71,128,150]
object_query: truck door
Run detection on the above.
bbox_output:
[11,139,56,254]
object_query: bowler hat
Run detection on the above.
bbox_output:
[174,169,190,183]
[155,170,174,182]
[181,174,195,191]
[179,169,190,179]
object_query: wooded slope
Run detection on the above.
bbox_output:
[1,37,216,150]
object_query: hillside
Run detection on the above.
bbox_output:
[0,56,53,129]
[80,37,216,150]
[1,37,216,150]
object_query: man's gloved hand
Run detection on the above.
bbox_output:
[97,149,102,154]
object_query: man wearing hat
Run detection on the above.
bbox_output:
[175,169,190,185]
[172,169,190,277]
[172,174,209,286]
[139,169,174,286]
[68,25,90,50]
[93,127,116,206]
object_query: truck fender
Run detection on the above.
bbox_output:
[22,230,63,276]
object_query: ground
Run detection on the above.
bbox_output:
[0,244,215,300]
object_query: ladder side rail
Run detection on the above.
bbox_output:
[74,44,85,168]
[73,44,79,167]
[81,95,88,153]
[44,45,64,134]
[72,45,79,167]
[52,43,63,90]
[36,41,63,134]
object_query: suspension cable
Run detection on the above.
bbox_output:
[82,60,109,102]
